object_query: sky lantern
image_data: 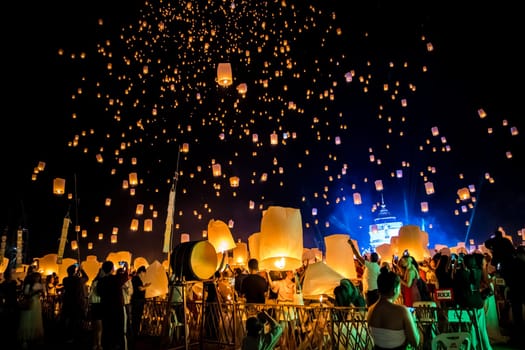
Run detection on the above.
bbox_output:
[420,201,429,213]
[212,163,222,177]
[258,206,303,271]
[111,235,118,243]
[457,187,470,201]
[236,83,247,94]
[232,239,248,267]
[128,172,138,186]
[270,132,278,145]
[136,204,144,215]
[53,178,66,196]
[130,219,139,231]
[144,219,153,232]
[143,260,169,299]
[324,234,357,279]
[229,176,240,188]
[181,143,190,153]
[245,234,260,265]
[217,62,233,87]
[374,179,383,191]
[207,219,236,254]
[477,108,487,118]
[180,233,190,243]
[424,182,435,195]
[353,192,362,205]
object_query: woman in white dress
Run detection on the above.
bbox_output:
[18,271,45,348]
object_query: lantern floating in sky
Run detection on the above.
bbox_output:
[217,63,233,87]
[181,233,190,243]
[374,180,383,191]
[270,132,278,145]
[53,178,66,196]
[212,163,222,177]
[420,201,429,213]
[130,219,139,231]
[136,204,144,215]
[477,108,487,119]
[232,239,248,267]
[457,187,470,201]
[144,219,153,232]
[353,192,362,205]
[129,172,138,186]
[229,176,240,188]
[236,83,247,94]
[424,182,435,195]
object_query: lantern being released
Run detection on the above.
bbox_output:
[258,206,303,271]
[217,62,233,87]
[207,219,236,253]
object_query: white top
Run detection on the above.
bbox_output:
[369,327,406,348]
[363,260,380,293]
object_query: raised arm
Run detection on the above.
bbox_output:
[347,239,365,266]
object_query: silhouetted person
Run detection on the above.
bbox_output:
[97,261,128,350]
[484,229,515,282]
[61,263,88,344]
[240,259,268,304]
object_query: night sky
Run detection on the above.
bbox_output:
[2,0,524,264]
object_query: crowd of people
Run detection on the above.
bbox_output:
[1,228,524,350]
[0,260,151,350]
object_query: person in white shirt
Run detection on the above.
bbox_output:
[348,239,381,306]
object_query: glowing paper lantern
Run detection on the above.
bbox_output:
[420,202,429,213]
[324,234,357,279]
[259,206,303,271]
[130,219,139,231]
[232,240,248,267]
[457,187,470,201]
[353,192,362,205]
[144,219,153,232]
[212,163,222,177]
[71,240,78,250]
[136,204,144,215]
[144,260,169,298]
[217,63,233,87]
[397,225,430,262]
[248,232,261,261]
[181,233,190,243]
[207,219,236,253]
[37,253,60,277]
[53,178,66,196]
[181,143,190,153]
[270,132,278,145]
[81,255,101,286]
[236,83,248,94]
[133,257,149,271]
[111,235,118,243]
[129,172,138,186]
[374,180,383,191]
[424,182,435,195]
[229,176,240,188]
[106,251,132,269]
